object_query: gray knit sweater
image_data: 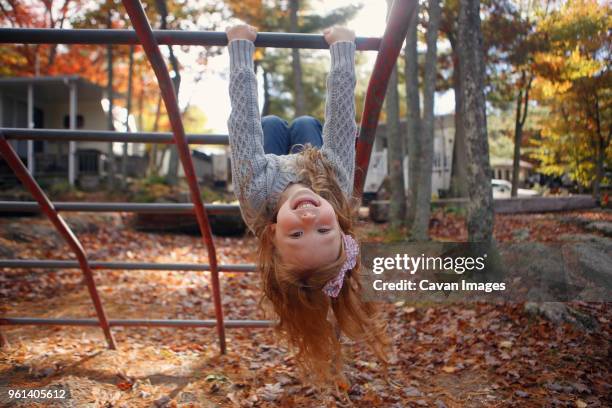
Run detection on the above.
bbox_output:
[227,39,357,232]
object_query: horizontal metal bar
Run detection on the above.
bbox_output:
[0,317,273,328]
[0,75,81,84]
[0,28,381,50]
[0,259,256,272]
[1,128,229,145]
[0,201,240,214]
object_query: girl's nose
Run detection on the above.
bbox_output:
[298,209,317,223]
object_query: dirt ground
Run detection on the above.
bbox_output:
[1,210,610,407]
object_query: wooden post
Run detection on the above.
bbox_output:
[68,81,77,185]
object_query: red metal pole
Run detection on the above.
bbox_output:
[121,0,226,354]
[353,0,418,197]
[0,135,116,349]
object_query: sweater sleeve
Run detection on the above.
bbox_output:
[321,41,358,198]
[227,39,270,225]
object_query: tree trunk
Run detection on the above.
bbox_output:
[592,92,606,202]
[511,90,523,197]
[289,0,306,116]
[448,34,468,198]
[511,71,532,197]
[157,146,169,175]
[106,9,116,190]
[384,0,406,229]
[155,0,181,186]
[594,136,604,201]
[386,64,406,229]
[457,0,494,242]
[122,44,134,188]
[148,95,163,177]
[404,5,421,229]
[411,0,441,241]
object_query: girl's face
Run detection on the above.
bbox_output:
[272,184,342,269]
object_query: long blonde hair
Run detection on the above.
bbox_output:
[251,146,390,385]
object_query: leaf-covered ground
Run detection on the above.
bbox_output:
[1,210,610,407]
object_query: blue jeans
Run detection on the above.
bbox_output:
[262,115,323,155]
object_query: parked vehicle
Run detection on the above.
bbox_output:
[492,179,539,199]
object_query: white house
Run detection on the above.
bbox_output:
[364,114,455,198]
[0,75,146,188]
[490,157,533,184]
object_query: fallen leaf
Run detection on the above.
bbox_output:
[116,381,133,391]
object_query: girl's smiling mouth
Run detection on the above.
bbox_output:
[294,199,319,210]
[290,189,321,210]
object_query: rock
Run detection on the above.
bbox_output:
[570,243,612,289]
[4,222,61,245]
[556,234,612,300]
[559,215,591,227]
[504,237,611,306]
[586,221,612,237]
[558,233,612,247]
[501,242,568,300]
[435,400,448,408]
[63,215,101,234]
[524,302,598,331]
[515,390,529,398]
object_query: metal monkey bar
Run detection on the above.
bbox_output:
[0,0,417,353]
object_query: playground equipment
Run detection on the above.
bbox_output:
[0,0,417,354]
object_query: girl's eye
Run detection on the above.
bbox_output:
[318,228,331,234]
[290,231,303,238]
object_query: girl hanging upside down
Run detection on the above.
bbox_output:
[225,23,390,386]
